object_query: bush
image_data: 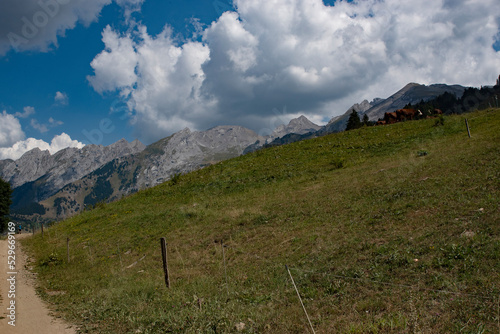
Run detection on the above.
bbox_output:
[434,115,445,126]
[170,173,182,185]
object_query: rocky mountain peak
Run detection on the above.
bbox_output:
[270,115,321,140]
[2,138,146,207]
[321,82,466,133]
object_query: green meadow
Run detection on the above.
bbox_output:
[22,109,500,333]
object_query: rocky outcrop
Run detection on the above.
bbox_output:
[136,126,265,189]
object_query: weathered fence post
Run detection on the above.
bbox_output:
[465,118,471,138]
[41,223,44,238]
[160,238,170,288]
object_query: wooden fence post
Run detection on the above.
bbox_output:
[160,238,170,288]
[465,118,471,138]
[41,223,44,238]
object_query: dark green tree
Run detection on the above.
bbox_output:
[345,109,362,131]
[0,178,12,233]
[362,114,371,126]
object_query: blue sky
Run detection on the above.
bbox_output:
[0,0,499,160]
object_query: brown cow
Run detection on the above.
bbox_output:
[433,108,443,115]
[376,120,387,126]
[384,112,398,124]
[396,108,421,121]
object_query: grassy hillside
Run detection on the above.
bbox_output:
[22,110,500,333]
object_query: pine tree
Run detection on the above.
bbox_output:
[345,109,362,131]
[0,178,12,233]
[362,114,370,126]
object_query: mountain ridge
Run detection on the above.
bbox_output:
[320,83,466,133]
[0,80,479,223]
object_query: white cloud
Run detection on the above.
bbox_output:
[88,0,500,143]
[87,26,139,94]
[0,111,25,148]
[115,0,145,19]
[54,91,68,105]
[14,106,36,118]
[31,117,64,133]
[31,119,49,133]
[88,24,213,142]
[0,0,146,56]
[0,0,112,55]
[0,133,85,160]
[49,117,64,126]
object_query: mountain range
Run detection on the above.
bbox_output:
[320,83,466,133]
[1,82,468,224]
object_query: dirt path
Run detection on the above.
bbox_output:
[0,233,76,334]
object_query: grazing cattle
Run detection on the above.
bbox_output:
[376,120,387,126]
[384,112,398,124]
[396,108,420,121]
[433,108,443,115]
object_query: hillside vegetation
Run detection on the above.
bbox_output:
[22,110,500,333]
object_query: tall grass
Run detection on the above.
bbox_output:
[22,109,500,333]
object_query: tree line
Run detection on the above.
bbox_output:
[345,77,500,132]
[405,82,500,116]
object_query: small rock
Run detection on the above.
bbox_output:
[461,230,475,238]
[235,322,245,331]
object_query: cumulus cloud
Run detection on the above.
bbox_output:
[0,111,25,147]
[14,106,36,118]
[87,26,139,94]
[0,133,85,161]
[0,0,146,56]
[0,110,78,160]
[88,25,214,142]
[88,0,500,142]
[54,91,69,105]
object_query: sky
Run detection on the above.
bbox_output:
[0,0,499,160]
